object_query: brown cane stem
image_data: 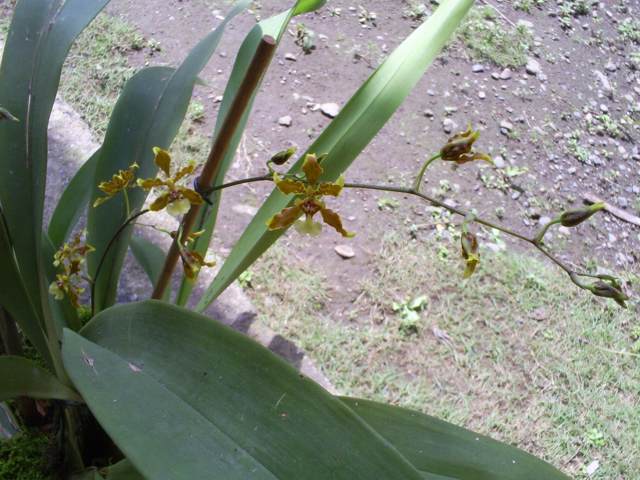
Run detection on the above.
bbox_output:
[152,35,277,300]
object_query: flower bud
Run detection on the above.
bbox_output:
[588,280,629,308]
[560,202,605,227]
[270,147,297,165]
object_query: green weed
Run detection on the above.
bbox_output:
[457,6,533,67]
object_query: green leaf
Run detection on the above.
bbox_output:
[0,355,80,402]
[0,211,51,367]
[48,149,100,249]
[87,1,249,312]
[176,0,326,306]
[195,0,474,311]
[341,398,570,480]
[129,236,170,301]
[0,0,110,315]
[63,301,423,480]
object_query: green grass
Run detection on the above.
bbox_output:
[0,430,53,480]
[457,6,533,67]
[247,235,639,479]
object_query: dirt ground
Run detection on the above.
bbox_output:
[103,0,639,316]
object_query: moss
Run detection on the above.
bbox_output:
[0,431,53,480]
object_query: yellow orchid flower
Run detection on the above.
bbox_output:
[266,153,354,238]
[93,163,139,207]
[440,126,492,165]
[137,147,204,216]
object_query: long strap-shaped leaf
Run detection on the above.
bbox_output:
[63,301,424,480]
[195,0,474,311]
[0,355,81,402]
[0,209,52,367]
[176,0,326,306]
[0,0,110,315]
[48,149,100,249]
[86,0,249,312]
[341,397,570,480]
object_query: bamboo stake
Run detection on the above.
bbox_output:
[152,35,277,300]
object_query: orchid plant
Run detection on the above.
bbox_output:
[0,0,628,479]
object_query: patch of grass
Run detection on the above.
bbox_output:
[0,430,53,480]
[618,18,640,44]
[248,236,638,479]
[513,0,546,13]
[457,6,533,67]
[60,14,140,136]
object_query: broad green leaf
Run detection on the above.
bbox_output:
[48,149,100,249]
[129,236,170,301]
[196,0,474,311]
[177,0,326,306]
[0,210,51,367]
[0,355,80,402]
[63,301,423,480]
[341,397,570,480]
[87,1,248,312]
[0,0,110,316]
[106,460,145,480]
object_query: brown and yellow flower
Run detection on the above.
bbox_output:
[266,153,354,238]
[440,126,492,165]
[137,147,203,216]
[49,232,95,308]
[460,231,480,279]
[93,163,139,207]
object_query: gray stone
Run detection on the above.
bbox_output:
[605,60,617,72]
[334,244,355,259]
[499,119,514,131]
[492,154,506,168]
[478,90,486,100]
[423,109,435,118]
[443,118,457,134]
[284,52,297,61]
[320,102,340,118]
[278,115,292,127]
[525,57,541,75]
[499,68,512,80]
[472,63,485,73]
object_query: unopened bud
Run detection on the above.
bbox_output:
[270,147,297,165]
[589,280,629,308]
[560,202,605,227]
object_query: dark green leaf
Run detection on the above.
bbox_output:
[48,149,100,249]
[0,0,110,314]
[63,301,423,480]
[0,210,51,366]
[129,236,170,301]
[0,355,80,402]
[342,397,570,480]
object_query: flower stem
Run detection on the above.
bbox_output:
[413,153,441,192]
